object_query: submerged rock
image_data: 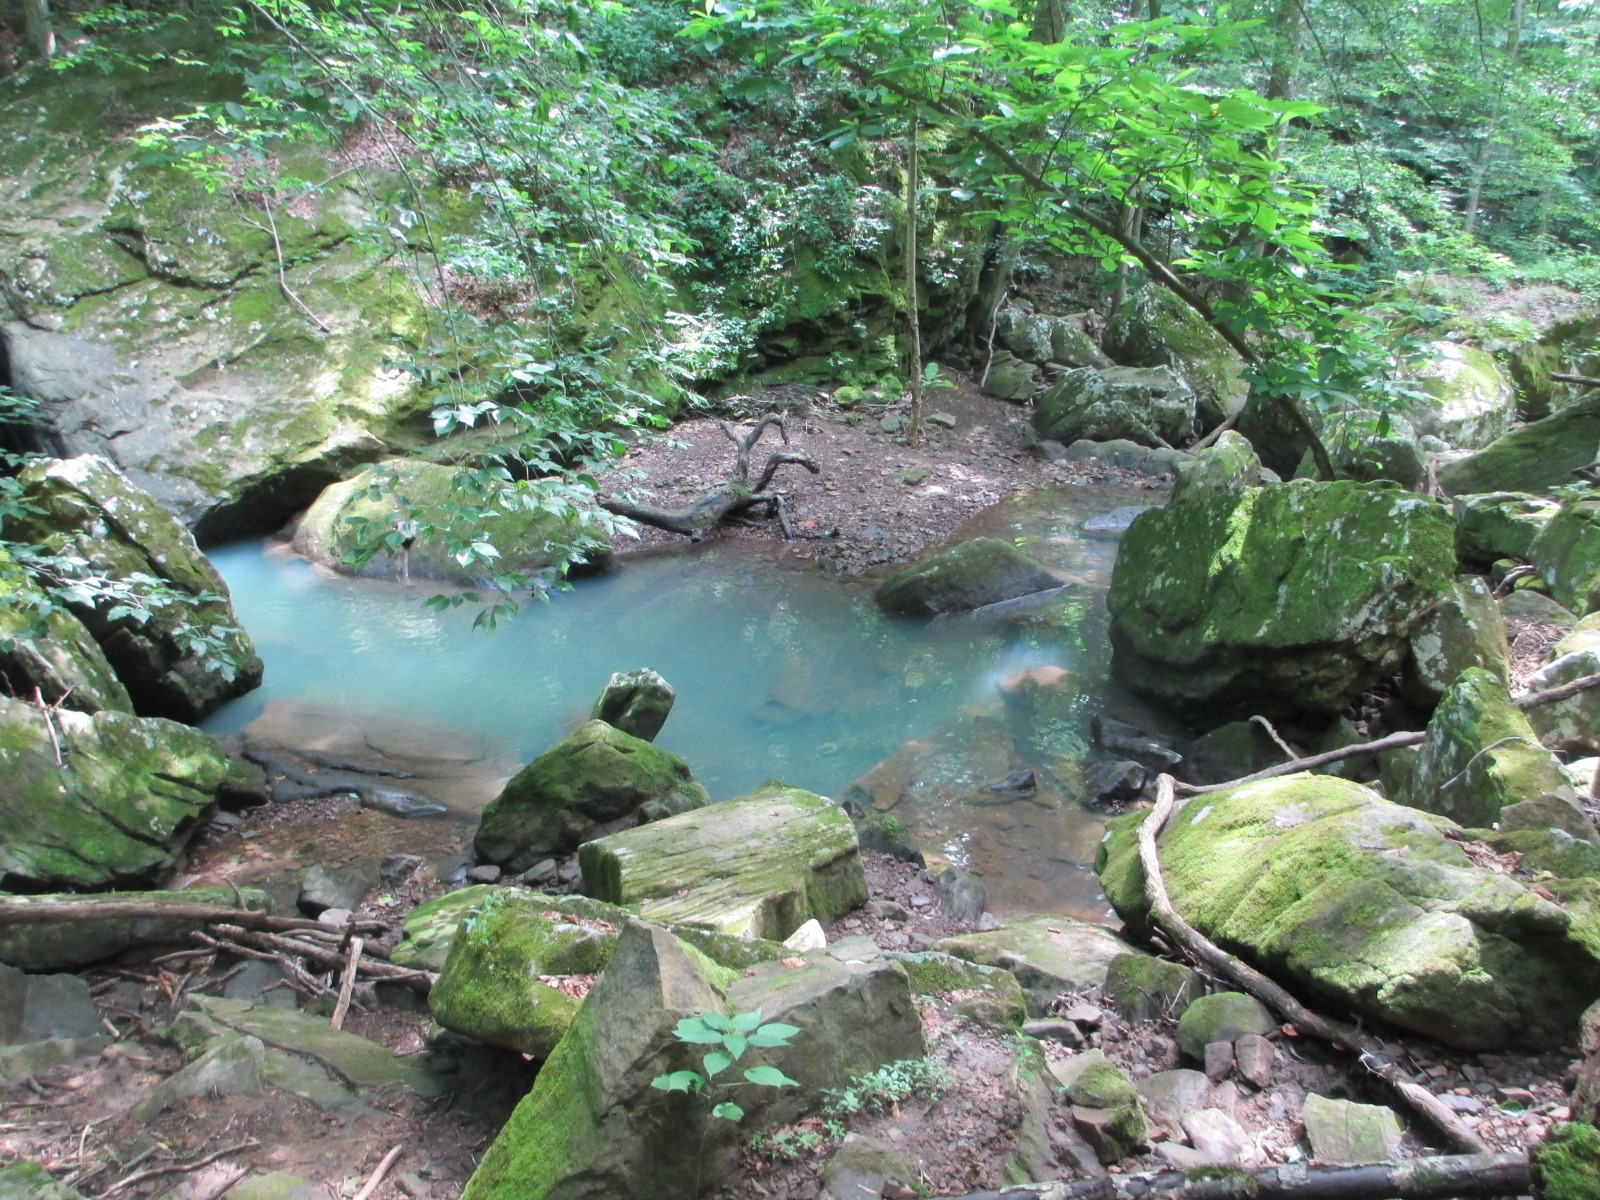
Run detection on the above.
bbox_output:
[474,720,709,872]
[1107,480,1455,724]
[1439,390,1600,496]
[1097,773,1600,1050]
[875,537,1059,618]
[1033,366,1197,449]
[590,668,675,742]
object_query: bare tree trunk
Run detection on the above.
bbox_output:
[1463,138,1492,235]
[904,110,925,448]
[1110,205,1143,314]
[1265,0,1305,101]
[23,0,55,59]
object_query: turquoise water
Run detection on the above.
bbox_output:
[204,481,1163,917]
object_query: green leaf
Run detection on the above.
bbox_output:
[703,1051,732,1077]
[731,1010,764,1033]
[722,1033,748,1060]
[651,1071,702,1093]
[673,1018,724,1045]
[698,1011,734,1033]
[748,1022,801,1047]
[743,1065,799,1088]
[711,1101,744,1121]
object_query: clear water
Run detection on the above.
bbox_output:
[204,480,1167,919]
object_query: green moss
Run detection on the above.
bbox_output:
[1532,498,1600,617]
[1533,1123,1600,1200]
[1441,392,1600,496]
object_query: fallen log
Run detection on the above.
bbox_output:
[1139,775,1487,1154]
[598,414,820,541]
[946,1152,1528,1200]
[0,896,389,938]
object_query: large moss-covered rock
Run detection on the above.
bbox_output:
[474,720,709,872]
[0,1161,85,1200]
[0,887,273,971]
[291,459,611,586]
[1175,992,1275,1060]
[1170,431,1262,502]
[1401,578,1510,707]
[1033,367,1197,449]
[1066,1059,1148,1164]
[0,549,131,714]
[931,915,1138,1017]
[996,306,1109,369]
[980,352,1040,400]
[1406,342,1518,449]
[1439,391,1600,496]
[579,783,867,941]
[1107,481,1456,723]
[1096,773,1600,1049]
[9,456,262,721]
[875,537,1059,618]
[1453,492,1562,564]
[0,696,232,893]
[1528,616,1600,757]
[1531,496,1600,617]
[1102,286,1248,429]
[391,885,496,972]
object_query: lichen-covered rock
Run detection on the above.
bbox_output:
[1096,773,1600,1050]
[888,950,1027,1027]
[1528,616,1600,757]
[579,783,867,941]
[1531,496,1600,617]
[931,915,1138,1017]
[979,351,1040,401]
[0,549,131,714]
[9,456,262,721]
[996,306,1110,369]
[590,668,675,742]
[875,537,1059,618]
[1066,1059,1148,1164]
[1175,993,1276,1061]
[1401,578,1511,707]
[474,720,709,872]
[1170,431,1262,501]
[1454,492,1561,564]
[1439,391,1600,496]
[1406,342,1518,449]
[1103,953,1199,1022]
[1102,286,1248,429]
[291,459,611,586]
[0,886,274,971]
[1033,367,1197,449]
[1107,481,1456,723]
[0,696,233,893]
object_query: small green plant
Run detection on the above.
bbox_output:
[652,1010,800,1123]
[818,1057,952,1136]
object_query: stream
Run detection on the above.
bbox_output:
[202,480,1170,920]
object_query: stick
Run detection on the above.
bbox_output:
[32,687,64,766]
[0,896,387,937]
[353,1146,404,1200]
[1138,776,1487,1154]
[97,1140,259,1198]
[1250,714,1300,761]
[246,201,332,333]
[210,926,435,993]
[1517,670,1600,711]
[330,936,364,1031]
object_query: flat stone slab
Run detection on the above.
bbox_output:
[579,783,867,941]
[1303,1094,1403,1165]
[932,914,1138,1015]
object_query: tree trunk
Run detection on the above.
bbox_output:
[1264,0,1305,101]
[22,0,55,59]
[904,109,925,448]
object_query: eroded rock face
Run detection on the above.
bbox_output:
[1406,341,1518,450]
[1107,481,1456,724]
[875,537,1059,618]
[1033,366,1197,449]
[9,456,262,722]
[1097,774,1600,1050]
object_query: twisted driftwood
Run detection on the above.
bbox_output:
[598,413,820,540]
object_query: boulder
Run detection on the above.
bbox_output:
[590,668,675,741]
[1175,993,1276,1061]
[1103,953,1200,1022]
[460,924,923,1200]
[979,351,1040,401]
[1531,496,1600,616]
[887,950,1026,1027]
[1136,1069,1212,1135]
[1439,391,1600,496]
[297,864,372,917]
[1180,721,1284,787]
[1312,420,1426,489]
[0,1162,85,1200]
[1405,341,1518,449]
[1107,481,1456,724]
[1066,1058,1148,1164]
[1170,432,1262,501]
[1053,438,1193,476]
[9,456,262,722]
[1033,366,1197,449]
[0,551,131,714]
[474,720,709,872]
[931,914,1138,1016]
[1528,616,1600,757]
[130,1034,266,1118]
[1453,492,1561,564]
[1401,578,1511,707]
[1500,589,1578,626]
[1302,1095,1402,1165]
[391,885,496,972]
[1102,286,1249,429]
[0,887,274,971]
[996,306,1110,369]
[0,696,234,892]
[875,537,1059,618]
[1392,668,1577,828]
[0,964,102,1045]
[291,458,611,586]
[820,1136,921,1200]
[579,783,867,941]
[1096,773,1600,1049]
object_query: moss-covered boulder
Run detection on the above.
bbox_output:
[9,456,262,722]
[0,549,131,714]
[996,306,1109,369]
[291,459,611,586]
[1531,496,1600,617]
[1033,366,1197,449]
[931,915,1139,1017]
[888,950,1027,1027]
[579,783,866,941]
[1170,431,1262,501]
[0,1161,85,1200]
[1528,616,1600,757]
[1103,953,1200,1022]
[1453,492,1562,564]
[1439,391,1600,496]
[1175,992,1275,1060]
[1401,578,1511,707]
[0,696,234,893]
[1102,286,1249,430]
[391,885,496,972]
[0,886,273,971]
[875,537,1059,618]
[474,720,710,872]
[1066,1059,1148,1164]
[1096,773,1600,1050]
[1107,481,1456,724]
[1405,342,1518,449]
[590,668,674,742]
[1532,1123,1600,1200]
[980,352,1040,400]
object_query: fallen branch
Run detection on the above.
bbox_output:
[946,1152,1528,1200]
[353,1146,404,1200]
[97,1139,260,1198]
[211,925,435,993]
[1517,670,1600,711]
[1553,373,1600,387]
[0,896,388,938]
[330,935,364,1031]
[1139,775,1486,1154]
[244,201,332,333]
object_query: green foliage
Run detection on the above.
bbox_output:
[818,1056,951,1133]
[651,1009,800,1124]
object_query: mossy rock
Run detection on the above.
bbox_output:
[1095,773,1600,1050]
[1405,341,1517,450]
[0,549,131,715]
[1107,480,1456,724]
[1103,953,1199,1022]
[1453,491,1561,564]
[0,1161,85,1200]
[1170,431,1262,501]
[291,459,611,587]
[475,720,710,872]
[1033,366,1198,449]
[875,537,1059,618]
[1401,578,1511,708]
[1532,1123,1600,1200]
[578,783,866,942]
[889,950,1027,1027]
[1102,286,1248,430]
[392,885,496,971]
[1531,496,1600,617]
[931,915,1137,1017]
[1527,616,1600,757]
[1439,391,1600,496]
[1174,992,1275,1061]
[1067,1060,1148,1164]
